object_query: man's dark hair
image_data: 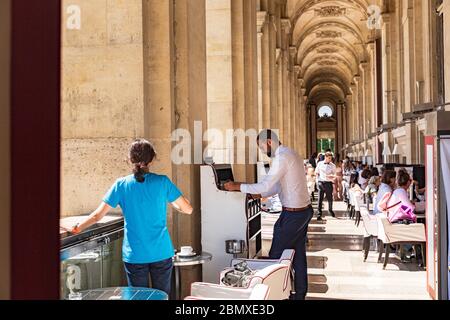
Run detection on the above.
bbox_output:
[257,129,280,143]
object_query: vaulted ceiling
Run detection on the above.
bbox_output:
[286,0,383,106]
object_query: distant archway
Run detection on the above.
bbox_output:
[318,105,334,118]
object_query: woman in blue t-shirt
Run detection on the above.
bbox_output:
[70,139,193,296]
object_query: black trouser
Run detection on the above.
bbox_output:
[269,207,313,300]
[317,181,333,217]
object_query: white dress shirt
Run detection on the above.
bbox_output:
[315,161,336,183]
[373,183,391,215]
[240,145,311,209]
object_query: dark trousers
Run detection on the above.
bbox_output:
[318,181,334,216]
[269,207,313,300]
[124,258,173,296]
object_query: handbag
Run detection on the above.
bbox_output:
[378,191,417,224]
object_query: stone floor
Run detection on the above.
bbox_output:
[262,200,431,300]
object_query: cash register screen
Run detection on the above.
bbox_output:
[216,168,234,183]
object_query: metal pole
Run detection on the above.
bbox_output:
[175,266,181,300]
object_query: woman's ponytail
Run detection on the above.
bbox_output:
[129,139,156,183]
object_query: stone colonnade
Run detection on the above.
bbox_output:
[61,0,307,297]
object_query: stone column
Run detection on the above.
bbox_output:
[342,102,348,148]
[206,0,233,165]
[353,76,362,141]
[269,15,278,129]
[173,0,207,297]
[443,0,450,105]
[402,5,416,113]
[360,62,371,141]
[289,48,298,150]
[292,64,301,152]
[301,92,308,157]
[382,13,394,125]
[310,103,317,153]
[231,0,258,182]
[347,91,355,143]
[257,11,268,131]
[381,12,398,156]
[367,42,377,135]
[62,0,145,216]
[276,48,284,140]
[336,103,344,154]
[305,98,311,156]
[242,0,258,181]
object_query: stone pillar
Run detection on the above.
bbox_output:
[173,0,207,297]
[382,13,394,125]
[289,48,298,150]
[276,48,284,140]
[242,0,258,181]
[206,0,258,181]
[336,103,344,154]
[62,0,145,216]
[367,42,377,135]
[442,0,450,105]
[206,0,233,165]
[353,76,362,141]
[301,92,308,157]
[292,64,301,152]
[269,15,278,129]
[381,12,398,156]
[230,0,258,182]
[257,11,268,131]
[305,98,311,156]
[346,93,353,143]
[342,102,348,148]
[310,103,317,153]
[360,62,371,140]
[402,5,416,113]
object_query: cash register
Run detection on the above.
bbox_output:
[200,164,262,283]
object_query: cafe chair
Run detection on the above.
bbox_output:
[348,189,363,226]
[219,249,295,300]
[359,205,378,262]
[185,283,270,300]
[376,215,426,270]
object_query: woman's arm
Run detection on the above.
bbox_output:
[71,202,112,234]
[171,196,194,215]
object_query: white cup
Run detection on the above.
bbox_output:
[180,246,193,255]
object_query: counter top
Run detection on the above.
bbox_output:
[60,214,123,238]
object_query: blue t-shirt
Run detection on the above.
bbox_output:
[103,173,182,264]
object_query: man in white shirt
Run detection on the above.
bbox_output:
[224,130,313,300]
[315,152,336,221]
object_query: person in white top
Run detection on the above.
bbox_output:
[224,129,313,300]
[315,152,337,221]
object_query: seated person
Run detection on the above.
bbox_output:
[364,175,381,204]
[385,169,416,220]
[349,172,364,202]
[358,169,372,190]
[372,170,397,215]
[306,164,316,201]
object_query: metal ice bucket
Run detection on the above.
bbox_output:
[225,240,246,255]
